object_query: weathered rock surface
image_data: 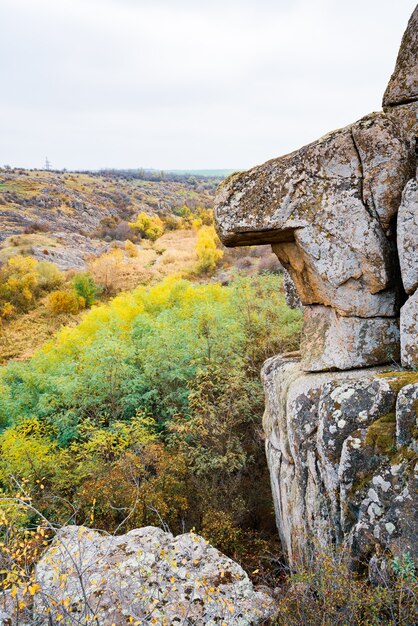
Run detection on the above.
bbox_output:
[282,268,302,310]
[400,290,418,368]
[262,357,418,566]
[398,178,418,294]
[214,113,412,369]
[300,306,400,371]
[29,526,275,625]
[214,6,418,373]
[212,4,418,572]
[215,113,411,323]
[396,382,418,447]
[383,5,418,107]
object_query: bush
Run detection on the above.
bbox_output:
[36,260,64,290]
[125,240,138,258]
[273,544,418,625]
[129,211,164,241]
[195,226,224,274]
[162,214,182,231]
[72,273,97,307]
[0,256,64,316]
[88,250,124,295]
[0,302,15,319]
[0,256,39,313]
[47,290,85,315]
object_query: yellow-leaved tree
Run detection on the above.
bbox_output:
[129,212,164,241]
[195,226,224,274]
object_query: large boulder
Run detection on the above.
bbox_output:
[214,6,418,373]
[31,526,275,626]
[262,356,418,566]
[383,5,418,107]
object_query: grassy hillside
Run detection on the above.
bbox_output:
[0,168,281,364]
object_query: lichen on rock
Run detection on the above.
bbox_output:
[4,526,276,625]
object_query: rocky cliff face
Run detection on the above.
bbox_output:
[214,7,418,567]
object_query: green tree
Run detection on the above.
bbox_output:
[73,273,97,307]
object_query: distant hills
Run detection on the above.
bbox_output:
[165,169,237,177]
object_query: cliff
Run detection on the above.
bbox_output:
[214,6,418,569]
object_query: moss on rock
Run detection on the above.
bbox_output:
[365,412,396,454]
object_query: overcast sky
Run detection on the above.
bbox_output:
[0,0,416,171]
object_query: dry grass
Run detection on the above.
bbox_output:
[115,229,198,290]
[0,301,82,364]
[0,234,59,264]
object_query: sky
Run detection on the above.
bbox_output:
[0,0,416,171]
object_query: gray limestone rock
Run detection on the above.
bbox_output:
[398,178,418,294]
[213,5,418,572]
[214,112,412,320]
[31,526,275,626]
[300,306,400,372]
[261,356,418,566]
[396,382,418,448]
[282,268,302,310]
[383,6,418,107]
[400,291,418,368]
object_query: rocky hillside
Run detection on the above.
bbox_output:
[0,169,217,269]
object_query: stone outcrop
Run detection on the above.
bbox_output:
[1,526,275,625]
[215,7,418,373]
[262,358,418,567]
[300,306,400,372]
[383,7,418,106]
[213,6,418,566]
[398,178,418,295]
[398,175,418,368]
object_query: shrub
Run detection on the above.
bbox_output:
[195,226,224,274]
[36,260,64,290]
[0,302,15,319]
[0,256,39,313]
[129,212,164,241]
[47,290,85,315]
[72,273,97,307]
[0,256,64,316]
[125,240,138,258]
[162,214,182,231]
[23,220,49,234]
[201,509,243,556]
[273,544,418,625]
[88,250,124,295]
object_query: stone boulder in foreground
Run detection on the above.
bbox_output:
[28,526,274,625]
